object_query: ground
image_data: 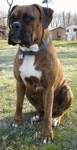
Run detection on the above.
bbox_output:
[0,40,77,150]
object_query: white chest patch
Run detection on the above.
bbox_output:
[19,55,42,84]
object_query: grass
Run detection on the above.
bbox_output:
[0,40,77,150]
[54,40,77,48]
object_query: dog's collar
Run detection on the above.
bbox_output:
[19,38,50,59]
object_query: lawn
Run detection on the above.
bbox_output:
[0,40,77,150]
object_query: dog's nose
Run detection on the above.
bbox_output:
[11,22,21,30]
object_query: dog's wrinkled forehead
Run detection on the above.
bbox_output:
[9,4,54,29]
[9,5,40,20]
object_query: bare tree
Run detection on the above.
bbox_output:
[42,0,53,7]
[62,11,66,27]
[51,12,62,28]
[73,13,77,26]
[66,12,72,27]
[51,11,77,29]
[6,0,14,15]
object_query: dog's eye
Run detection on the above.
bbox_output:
[10,16,15,23]
[24,13,34,24]
[25,17,31,23]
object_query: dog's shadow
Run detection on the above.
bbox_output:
[0,111,43,147]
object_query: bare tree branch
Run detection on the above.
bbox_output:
[6,0,14,14]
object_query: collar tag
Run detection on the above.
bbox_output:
[19,54,23,59]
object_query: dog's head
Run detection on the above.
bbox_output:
[8,4,54,47]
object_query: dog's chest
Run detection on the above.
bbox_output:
[19,55,42,83]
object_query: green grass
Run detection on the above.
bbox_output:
[0,40,77,150]
[0,40,18,50]
[53,40,77,48]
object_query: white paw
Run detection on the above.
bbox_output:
[31,115,39,125]
[43,139,47,144]
[52,118,58,127]
[12,123,18,127]
[43,138,51,144]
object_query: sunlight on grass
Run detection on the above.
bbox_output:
[53,40,77,48]
[0,40,18,50]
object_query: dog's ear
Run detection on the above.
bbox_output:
[33,4,54,29]
[42,7,54,28]
[7,5,18,26]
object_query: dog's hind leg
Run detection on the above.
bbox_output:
[59,85,73,113]
[52,84,73,127]
[52,114,64,127]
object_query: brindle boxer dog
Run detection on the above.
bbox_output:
[8,4,73,143]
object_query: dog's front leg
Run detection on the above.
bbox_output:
[12,81,25,127]
[43,87,54,143]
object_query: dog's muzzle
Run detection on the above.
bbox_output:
[10,22,22,44]
[8,21,32,47]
